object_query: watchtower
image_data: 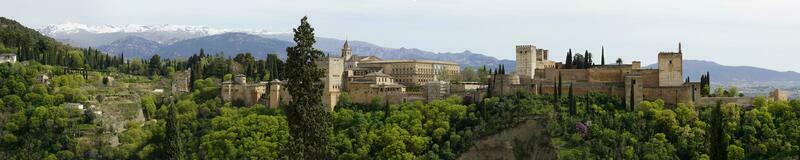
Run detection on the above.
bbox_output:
[658,43,683,87]
[515,45,537,80]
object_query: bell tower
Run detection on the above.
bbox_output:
[341,40,352,61]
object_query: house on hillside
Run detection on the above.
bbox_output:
[0,53,16,64]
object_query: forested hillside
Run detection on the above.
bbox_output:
[3,16,800,159]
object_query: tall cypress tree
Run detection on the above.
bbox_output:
[585,50,592,68]
[568,82,575,115]
[164,100,182,160]
[553,80,558,103]
[557,72,563,98]
[565,49,573,69]
[601,46,605,65]
[282,16,333,159]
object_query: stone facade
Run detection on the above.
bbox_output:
[267,79,291,108]
[221,74,268,106]
[425,80,450,102]
[0,53,16,64]
[317,57,344,111]
[356,60,460,87]
[658,44,683,87]
[347,71,408,104]
[515,45,537,80]
[451,82,483,94]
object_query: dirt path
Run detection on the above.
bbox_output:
[458,117,556,160]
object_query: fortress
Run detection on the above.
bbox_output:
[490,43,702,108]
[219,40,724,110]
[221,41,461,110]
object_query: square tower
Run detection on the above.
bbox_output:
[515,45,537,80]
[658,51,683,87]
[317,57,344,111]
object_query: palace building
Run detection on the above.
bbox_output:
[221,40,461,110]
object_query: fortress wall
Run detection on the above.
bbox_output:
[695,97,754,107]
[539,82,625,98]
[642,86,693,105]
[543,69,588,82]
[638,69,660,88]
[588,68,625,83]
[535,69,546,79]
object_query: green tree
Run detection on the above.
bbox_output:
[727,145,744,160]
[642,133,676,160]
[149,54,162,77]
[164,102,183,160]
[565,49,573,69]
[282,16,334,159]
[461,67,479,82]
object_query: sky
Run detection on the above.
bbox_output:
[2,0,800,72]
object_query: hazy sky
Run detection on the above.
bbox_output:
[2,0,800,72]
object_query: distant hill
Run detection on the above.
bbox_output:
[41,23,515,68]
[44,22,800,85]
[646,60,800,83]
[155,32,292,59]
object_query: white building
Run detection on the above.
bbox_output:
[0,54,17,64]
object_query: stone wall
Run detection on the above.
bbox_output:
[587,68,626,83]
[695,97,754,107]
[638,69,660,88]
[642,86,692,106]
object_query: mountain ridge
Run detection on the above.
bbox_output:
[38,22,800,84]
[647,60,800,83]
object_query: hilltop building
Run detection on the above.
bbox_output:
[221,74,268,106]
[317,56,344,111]
[347,71,408,104]
[0,53,16,64]
[220,40,461,110]
[425,78,451,103]
[337,40,460,105]
[490,43,702,108]
[769,89,788,101]
[37,74,50,85]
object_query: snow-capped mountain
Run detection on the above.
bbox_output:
[37,22,516,69]
[37,22,284,47]
[39,22,277,35]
